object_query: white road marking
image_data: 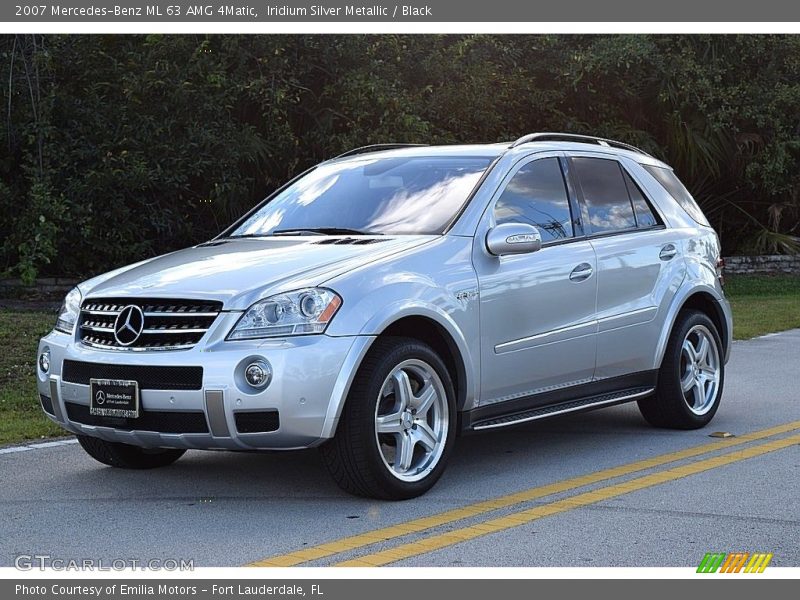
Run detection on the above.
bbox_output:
[0,438,77,455]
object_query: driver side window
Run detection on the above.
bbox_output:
[493,158,574,244]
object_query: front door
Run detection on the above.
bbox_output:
[473,154,598,407]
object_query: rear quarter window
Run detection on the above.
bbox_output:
[642,165,710,227]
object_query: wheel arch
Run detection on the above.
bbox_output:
[655,286,731,369]
[320,309,476,440]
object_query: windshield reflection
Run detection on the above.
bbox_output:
[233,156,492,236]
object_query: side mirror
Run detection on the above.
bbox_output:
[486,223,542,256]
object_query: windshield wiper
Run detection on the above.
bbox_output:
[271,227,381,236]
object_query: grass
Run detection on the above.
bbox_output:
[0,309,65,445]
[725,274,800,340]
[0,273,798,445]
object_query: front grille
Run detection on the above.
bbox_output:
[234,410,280,433]
[79,297,223,351]
[65,401,209,434]
[62,360,203,391]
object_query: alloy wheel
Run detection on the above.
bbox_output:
[679,324,721,415]
[374,359,449,482]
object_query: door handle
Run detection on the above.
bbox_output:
[659,244,678,261]
[569,262,594,282]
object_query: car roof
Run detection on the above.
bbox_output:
[325,139,670,169]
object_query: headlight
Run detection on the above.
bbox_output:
[55,287,82,334]
[228,288,342,340]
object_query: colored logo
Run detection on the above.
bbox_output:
[697,552,773,573]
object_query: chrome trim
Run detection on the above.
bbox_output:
[81,325,115,333]
[143,311,220,318]
[495,320,597,354]
[141,328,209,335]
[473,388,654,431]
[80,339,195,352]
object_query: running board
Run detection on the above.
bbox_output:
[471,387,654,431]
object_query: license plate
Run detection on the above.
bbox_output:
[89,379,139,418]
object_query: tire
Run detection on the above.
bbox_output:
[320,336,457,500]
[638,309,725,429]
[77,435,186,469]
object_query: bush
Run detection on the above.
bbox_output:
[1,34,798,280]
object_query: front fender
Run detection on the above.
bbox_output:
[320,298,480,440]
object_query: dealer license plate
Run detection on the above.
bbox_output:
[89,379,140,418]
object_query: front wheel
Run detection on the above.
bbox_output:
[77,435,186,469]
[638,310,725,429]
[321,337,457,500]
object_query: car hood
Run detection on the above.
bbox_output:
[83,236,435,310]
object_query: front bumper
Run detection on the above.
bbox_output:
[36,318,373,450]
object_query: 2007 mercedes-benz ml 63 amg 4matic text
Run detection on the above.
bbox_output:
[37,133,732,499]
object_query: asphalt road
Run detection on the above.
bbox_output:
[2,330,799,568]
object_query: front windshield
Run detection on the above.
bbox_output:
[230,155,493,236]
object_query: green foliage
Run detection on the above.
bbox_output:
[1,35,799,280]
[0,308,64,444]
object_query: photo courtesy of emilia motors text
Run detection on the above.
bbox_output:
[1,0,799,597]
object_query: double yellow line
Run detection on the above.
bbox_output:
[248,420,800,568]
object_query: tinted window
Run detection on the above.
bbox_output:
[622,170,659,228]
[572,157,636,234]
[232,156,493,236]
[643,164,710,226]
[493,158,573,243]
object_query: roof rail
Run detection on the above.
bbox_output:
[509,132,651,156]
[333,143,429,159]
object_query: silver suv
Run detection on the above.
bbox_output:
[36,133,732,499]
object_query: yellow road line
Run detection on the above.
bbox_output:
[336,433,800,566]
[247,420,800,567]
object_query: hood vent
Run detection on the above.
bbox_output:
[312,238,387,246]
[196,240,230,247]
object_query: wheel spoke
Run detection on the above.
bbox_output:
[699,365,718,380]
[691,379,706,408]
[391,369,414,411]
[396,433,415,473]
[411,383,437,417]
[682,339,697,364]
[681,370,695,392]
[376,411,404,434]
[696,336,710,365]
[413,421,438,451]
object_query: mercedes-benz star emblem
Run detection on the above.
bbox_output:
[95,390,106,405]
[113,305,145,346]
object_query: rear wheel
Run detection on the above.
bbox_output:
[638,310,724,429]
[77,435,186,469]
[321,337,456,500]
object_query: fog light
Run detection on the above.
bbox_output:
[39,350,50,374]
[244,360,272,389]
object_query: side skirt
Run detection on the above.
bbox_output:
[461,370,658,433]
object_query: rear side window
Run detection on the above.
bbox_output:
[622,170,659,228]
[642,165,710,227]
[571,157,636,234]
[493,158,574,243]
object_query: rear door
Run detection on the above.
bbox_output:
[567,153,686,380]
